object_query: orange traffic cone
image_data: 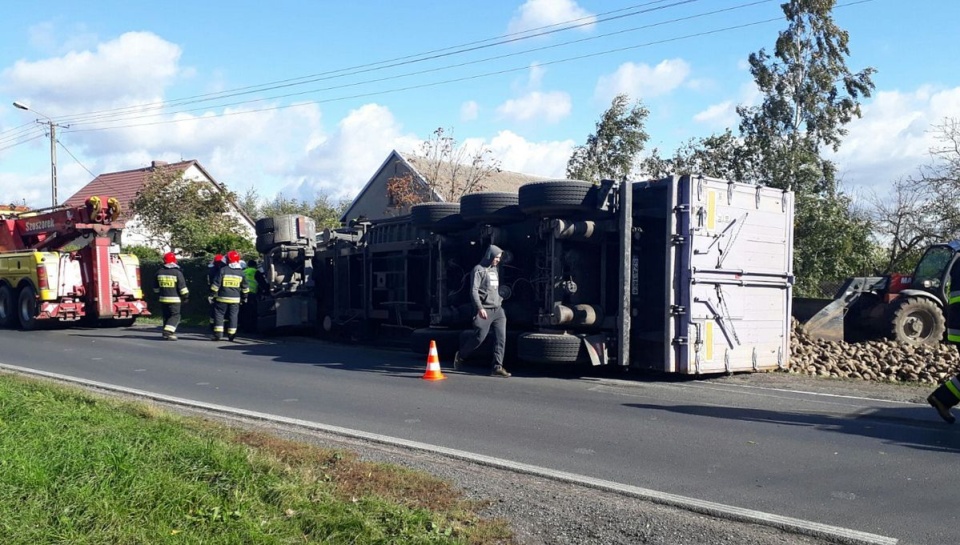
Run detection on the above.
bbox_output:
[422,340,447,381]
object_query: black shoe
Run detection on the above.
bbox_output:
[490,366,511,378]
[211,335,222,341]
[928,394,955,424]
[166,334,178,341]
[228,335,236,342]
[453,351,463,370]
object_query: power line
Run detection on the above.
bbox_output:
[31,0,699,128]
[53,0,780,132]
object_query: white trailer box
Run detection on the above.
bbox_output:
[626,175,795,373]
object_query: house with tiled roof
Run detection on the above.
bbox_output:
[65,160,255,250]
[341,150,549,223]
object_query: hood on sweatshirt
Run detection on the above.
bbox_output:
[480,245,503,267]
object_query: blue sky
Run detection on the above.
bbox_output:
[1,0,958,210]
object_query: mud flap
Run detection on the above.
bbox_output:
[583,334,608,366]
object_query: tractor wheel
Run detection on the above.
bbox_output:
[888,297,945,346]
[18,285,39,331]
[0,284,15,328]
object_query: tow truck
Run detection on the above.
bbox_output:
[0,196,149,329]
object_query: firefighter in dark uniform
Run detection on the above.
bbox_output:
[210,250,249,341]
[927,262,960,423]
[154,252,189,341]
[207,253,226,331]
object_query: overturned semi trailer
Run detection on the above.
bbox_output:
[257,175,795,374]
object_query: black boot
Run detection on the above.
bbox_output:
[928,382,958,424]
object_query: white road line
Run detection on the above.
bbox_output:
[0,363,898,545]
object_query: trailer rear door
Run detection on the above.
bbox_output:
[666,175,794,374]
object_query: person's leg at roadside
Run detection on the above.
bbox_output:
[489,307,510,377]
[163,303,181,340]
[212,301,226,341]
[455,311,492,370]
[226,303,240,341]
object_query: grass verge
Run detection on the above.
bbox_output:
[0,373,513,544]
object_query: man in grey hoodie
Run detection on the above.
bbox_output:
[454,245,511,377]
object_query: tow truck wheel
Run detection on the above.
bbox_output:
[888,297,945,346]
[17,285,38,331]
[0,284,15,328]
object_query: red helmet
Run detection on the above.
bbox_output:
[213,253,223,264]
[163,252,177,264]
[226,250,241,264]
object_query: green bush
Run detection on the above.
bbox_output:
[140,258,220,326]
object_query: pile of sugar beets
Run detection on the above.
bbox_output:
[787,319,960,385]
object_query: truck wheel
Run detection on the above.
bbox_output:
[459,192,524,224]
[889,297,945,346]
[0,284,15,328]
[256,232,277,253]
[255,217,276,235]
[18,285,38,331]
[517,332,586,364]
[518,180,611,217]
[410,203,460,227]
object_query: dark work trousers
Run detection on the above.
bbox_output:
[460,306,506,368]
[213,301,240,339]
[161,303,181,336]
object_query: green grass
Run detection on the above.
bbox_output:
[0,373,513,544]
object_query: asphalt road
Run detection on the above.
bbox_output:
[1,325,957,544]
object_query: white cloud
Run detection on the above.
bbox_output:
[507,0,596,35]
[693,101,735,127]
[291,103,419,201]
[830,86,960,196]
[496,91,571,123]
[2,31,182,110]
[594,59,691,102]
[487,130,573,178]
[460,100,479,122]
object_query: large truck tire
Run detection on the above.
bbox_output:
[459,192,524,224]
[888,296,944,346]
[256,233,278,253]
[517,332,586,364]
[255,217,276,235]
[18,285,38,331]
[411,202,471,233]
[0,284,15,328]
[518,180,610,217]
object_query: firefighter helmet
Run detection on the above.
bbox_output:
[213,253,223,264]
[226,250,241,264]
[163,252,177,264]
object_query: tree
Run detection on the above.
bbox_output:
[131,167,248,256]
[641,129,755,181]
[238,188,350,231]
[868,118,960,273]
[735,0,878,295]
[386,127,502,212]
[567,94,649,182]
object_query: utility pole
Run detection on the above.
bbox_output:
[12,101,69,207]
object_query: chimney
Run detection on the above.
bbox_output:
[151,160,168,169]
